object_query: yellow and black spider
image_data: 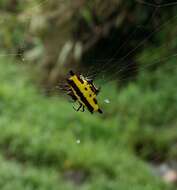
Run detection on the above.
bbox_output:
[62,71,103,114]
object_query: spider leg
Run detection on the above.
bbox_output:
[73,103,82,112]
[58,84,70,91]
[81,105,85,112]
[73,105,78,111]
[97,87,101,94]
[67,91,77,102]
[77,103,82,111]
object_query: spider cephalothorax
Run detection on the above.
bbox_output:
[64,71,103,114]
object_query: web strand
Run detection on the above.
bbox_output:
[107,52,177,84]
[86,3,160,79]
[136,0,177,8]
[87,7,177,81]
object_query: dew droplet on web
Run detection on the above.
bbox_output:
[76,139,80,144]
[104,99,110,104]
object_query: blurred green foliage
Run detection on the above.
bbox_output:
[0,48,176,189]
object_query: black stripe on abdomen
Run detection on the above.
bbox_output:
[67,79,94,113]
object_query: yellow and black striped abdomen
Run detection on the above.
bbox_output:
[67,71,102,114]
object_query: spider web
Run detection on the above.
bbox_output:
[84,1,177,85]
[0,0,177,86]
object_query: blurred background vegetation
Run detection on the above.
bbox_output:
[0,0,177,189]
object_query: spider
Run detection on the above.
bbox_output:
[62,71,103,114]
